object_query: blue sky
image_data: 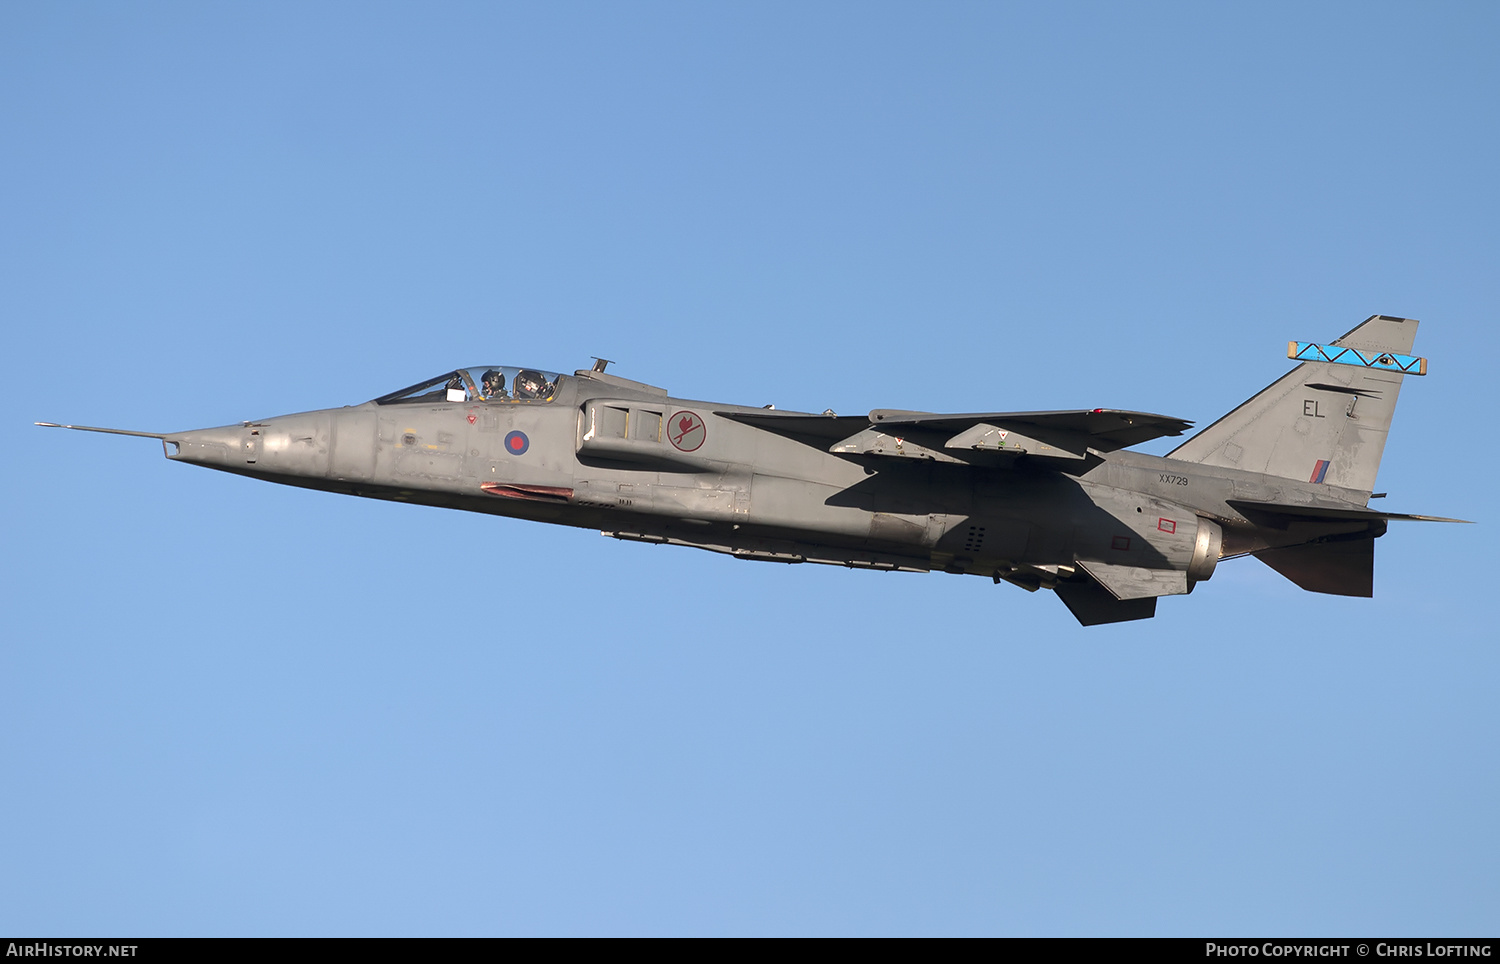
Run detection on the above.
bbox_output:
[3,1,1496,936]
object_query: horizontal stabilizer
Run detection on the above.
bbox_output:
[1226,499,1471,525]
[1076,560,1190,599]
[1255,536,1375,597]
[1055,580,1158,625]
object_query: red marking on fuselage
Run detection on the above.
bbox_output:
[669,411,706,452]
[479,482,573,503]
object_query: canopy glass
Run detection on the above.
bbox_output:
[374,366,563,405]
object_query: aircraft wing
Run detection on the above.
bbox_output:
[719,408,1192,455]
[867,409,1194,453]
[715,411,872,445]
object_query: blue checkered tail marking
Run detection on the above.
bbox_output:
[1287,342,1427,375]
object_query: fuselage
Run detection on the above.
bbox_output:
[158,366,1379,593]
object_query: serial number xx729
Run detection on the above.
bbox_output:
[1159,474,1189,486]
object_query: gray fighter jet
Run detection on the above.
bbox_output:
[39,314,1467,625]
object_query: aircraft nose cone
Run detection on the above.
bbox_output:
[164,413,332,477]
[164,424,243,467]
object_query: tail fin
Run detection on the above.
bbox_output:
[1168,315,1421,495]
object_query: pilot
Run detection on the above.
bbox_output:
[481,369,508,399]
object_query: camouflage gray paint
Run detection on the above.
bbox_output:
[39,315,1467,625]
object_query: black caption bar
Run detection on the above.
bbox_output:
[2,938,1497,950]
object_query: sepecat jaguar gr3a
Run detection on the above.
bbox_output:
[40,315,1467,625]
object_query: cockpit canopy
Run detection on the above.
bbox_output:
[374,366,564,405]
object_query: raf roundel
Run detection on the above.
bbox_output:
[504,430,529,456]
